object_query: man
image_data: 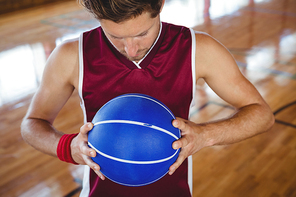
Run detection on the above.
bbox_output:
[21,0,274,196]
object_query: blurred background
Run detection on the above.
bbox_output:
[0,0,295,196]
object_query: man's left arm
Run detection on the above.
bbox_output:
[169,32,274,175]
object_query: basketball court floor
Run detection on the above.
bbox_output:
[0,0,296,196]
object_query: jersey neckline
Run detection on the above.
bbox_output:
[101,22,166,70]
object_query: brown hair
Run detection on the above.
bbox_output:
[79,0,163,23]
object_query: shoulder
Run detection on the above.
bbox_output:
[45,38,79,87]
[194,31,228,57]
[52,38,79,60]
[193,32,236,79]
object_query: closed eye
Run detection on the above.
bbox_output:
[137,31,148,37]
[111,35,123,40]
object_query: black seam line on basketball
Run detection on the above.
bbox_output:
[88,142,180,164]
[93,120,179,140]
[275,119,296,129]
[63,186,82,197]
[273,100,296,115]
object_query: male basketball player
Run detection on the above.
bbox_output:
[21,0,274,196]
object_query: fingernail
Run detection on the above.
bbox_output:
[173,143,178,149]
[172,120,178,127]
[169,167,175,175]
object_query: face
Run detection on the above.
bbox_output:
[100,12,161,62]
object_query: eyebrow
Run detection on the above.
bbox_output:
[109,30,148,39]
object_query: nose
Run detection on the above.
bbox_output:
[124,38,138,57]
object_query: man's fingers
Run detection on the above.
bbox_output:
[76,123,105,180]
[172,118,190,133]
[169,138,193,175]
[80,122,93,135]
[170,117,193,175]
[82,153,105,180]
[172,137,189,150]
[170,137,191,175]
[95,170,105,180]
[81,142,103,179]
[169,150,187,175]
[81,142,97,157]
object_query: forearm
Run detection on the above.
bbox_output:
[201,103,275,147]
[169,103,274,175]
[21,117,64,157]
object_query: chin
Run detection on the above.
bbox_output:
[121,50,148,62]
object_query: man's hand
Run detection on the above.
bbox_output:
[169,117,208,175]
[71,122,105,180]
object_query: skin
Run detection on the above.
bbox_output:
[101,11,161,62]
[21,2,275,181]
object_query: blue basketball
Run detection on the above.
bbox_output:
[88,93,180,186]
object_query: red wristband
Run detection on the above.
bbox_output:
[57,133,79,165]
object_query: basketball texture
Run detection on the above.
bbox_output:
[88,93,181,186]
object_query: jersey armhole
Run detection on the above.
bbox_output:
[78,33,91,197]
[187,28,196,196]
[78,34,87,124]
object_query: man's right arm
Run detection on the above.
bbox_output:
[21,40,78,156]
[21,40,105,179]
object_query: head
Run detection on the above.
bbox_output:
[79,0,163,23]
[79,0,165,62]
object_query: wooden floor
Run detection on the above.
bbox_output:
[0,0,296,196]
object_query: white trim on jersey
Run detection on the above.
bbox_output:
[187,27,197,196]
[190,28,196,105]
[78,26,196,197]
[133,22,163,68]
[78,33,91,197]
[103,22,163,69]
[78,34,88,125]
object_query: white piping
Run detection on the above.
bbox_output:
[88,142,179,164]
[78,34,87,124]
[93,120,179,140]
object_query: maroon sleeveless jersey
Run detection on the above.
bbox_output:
[78,22,195,197]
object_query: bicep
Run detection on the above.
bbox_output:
[195,33,266,109]
[27,80,74,124]
[26,41,78,123]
